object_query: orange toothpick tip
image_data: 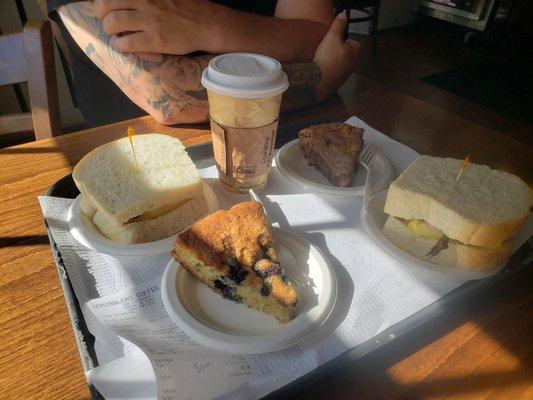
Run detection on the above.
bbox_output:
[460,154,471,170]
[126,126,139,172]
[456,154,471,183]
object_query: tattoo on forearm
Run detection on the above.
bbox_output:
[281,62,322,112]
[185,58,208,100]
[59,2,323,123]
[59,2,209,123]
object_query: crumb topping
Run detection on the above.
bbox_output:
[175,201,298,308]
[269,275,299,306]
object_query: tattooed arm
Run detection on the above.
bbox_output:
[58,3,358,124]
[58,2,209,124]
[93,0,332,63]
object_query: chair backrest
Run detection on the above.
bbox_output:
[0,20,61,142]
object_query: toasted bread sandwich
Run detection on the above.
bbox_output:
[73,133,207,244]
[382,155,531,271]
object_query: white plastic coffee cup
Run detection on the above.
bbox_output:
[201,53,289,192]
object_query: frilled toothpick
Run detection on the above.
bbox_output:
[127,126,139,173]
[455,155,470,183]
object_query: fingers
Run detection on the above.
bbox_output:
[345,39,361,56]
[344,39,361,72]
[136,52,164,62]
[328,11,347,40]
[102,10,145,35]
[111,31,150,53]
[94,0,144,20]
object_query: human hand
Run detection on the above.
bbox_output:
[94,0,214,55]
[312,12,361,101]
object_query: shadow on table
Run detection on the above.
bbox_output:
[265,243,533,399]
[0,235,49,248]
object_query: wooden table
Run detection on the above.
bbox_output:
[1,76,531,400]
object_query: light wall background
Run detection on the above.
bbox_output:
[0,0,85,129]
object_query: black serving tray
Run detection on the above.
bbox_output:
[45,141,532,400]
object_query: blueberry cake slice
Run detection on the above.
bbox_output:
[172,201,299,323]
[298,122,364,187]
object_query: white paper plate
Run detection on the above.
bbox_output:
[275,139,394,197]
[68,182,218,257]
[161,228,337,354]
[361,189,518,281]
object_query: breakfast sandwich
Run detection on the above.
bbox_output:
[73,133,208,244]
[173,201,299,323]
[298,122,364,187]
[382,155,532,271]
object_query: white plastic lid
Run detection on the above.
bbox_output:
[201,53,289,99]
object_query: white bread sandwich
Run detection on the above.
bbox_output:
[73,133,208,244]
[382,155,532,271]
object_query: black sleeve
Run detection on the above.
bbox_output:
[47,0,85,20]
[211,0,277,16]
[45,0,147,127]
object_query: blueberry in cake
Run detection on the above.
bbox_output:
[172,201,299,323]
[298,122,364,187]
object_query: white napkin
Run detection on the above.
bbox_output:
[86,345,157,400]
[39,116,528,400]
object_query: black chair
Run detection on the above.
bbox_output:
[334,0,381,58]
